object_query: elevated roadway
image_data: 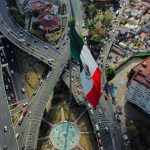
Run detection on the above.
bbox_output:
[15,48,70,149]
[0,62,18,150]
[0,0,61,65]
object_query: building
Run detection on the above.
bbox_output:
[38,14,61,32]
[125,57,150,114]
[90,0,114,5]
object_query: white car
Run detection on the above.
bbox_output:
[4,126,7,132]
[23,102,28,108]
[44,45,48,49]
[11,70,14,74]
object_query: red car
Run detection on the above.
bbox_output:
[98,138,103,146]
[22,107,28,117]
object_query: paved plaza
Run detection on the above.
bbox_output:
[50,122,80,150]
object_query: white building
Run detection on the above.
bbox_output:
[125,57,150,115]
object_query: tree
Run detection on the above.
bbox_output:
[102,11,113,26]
[9,7,25,27]
[32,21,40,30]
[85,4,97,17]
[95,25,106,39]
[68,17,76,27]
[120,18,127,24]
[88,22,96,30]
[90,33,101,44]
[106,66,115,81]
[135,40,141,48]
[32,10,39,18]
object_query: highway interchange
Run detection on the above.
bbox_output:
[0,0,127,149]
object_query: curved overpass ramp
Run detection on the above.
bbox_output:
[0,0,60,65]
[23,49,70,149]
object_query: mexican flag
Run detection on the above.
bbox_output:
[70,26,102,108]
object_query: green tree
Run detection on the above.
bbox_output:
[95,25,106,38]
[102,11,113,26]
[135,40,141,48]
[68,17,76,27]
[9,7,25,27]
[32,21,40,30]
[86,4,97,17]
[88,22,96,30]
[79,34,84,41]
[120,18,127,24]
[90,33,101,44]
[32,10,39,18]
[106,66,115,81]
[30,29,44,40]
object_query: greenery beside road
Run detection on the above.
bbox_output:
[9,7,25,28]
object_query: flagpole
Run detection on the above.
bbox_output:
[64,0,75,149]
[64,55,72,150]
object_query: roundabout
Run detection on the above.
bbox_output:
[50,122,80,150]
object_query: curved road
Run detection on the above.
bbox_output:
[0,0,61,65]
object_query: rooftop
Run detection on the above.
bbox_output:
[130,57,150,88]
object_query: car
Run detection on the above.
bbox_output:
[7,96,11,101]
[23,102,28,108]
[4,126,7,132]
[19,38,25,43]
[19,33,23,37]
[15,133,19,139]
[39,79,43,85]
[0,52,3,56]
[11,94,14,99]
[105,126,109,133]
[3,145,7,150]
[96,132,101,138]
[48,59,54,65]
[5,85,8,90]
[98,138,103,146]
[11,59,14,62]
[1,58,5,63]
[100,146,104,150]
[33,91,37,96]
[22,88,25,93]
[34,39,38,43]
[26,42,30,46]
[11,70,14,74]
[44,45,48,49]
[22,108,28,116]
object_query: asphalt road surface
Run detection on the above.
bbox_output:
[0,63,18,150]
[0,0,60,63]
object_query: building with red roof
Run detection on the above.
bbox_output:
[27,0,46,12]
[125,57,150,114]
[38,14,61,32]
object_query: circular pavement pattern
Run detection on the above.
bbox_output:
[50,122,80,150]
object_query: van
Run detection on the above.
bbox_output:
[18,115,23,125]
[15,133,19,139]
